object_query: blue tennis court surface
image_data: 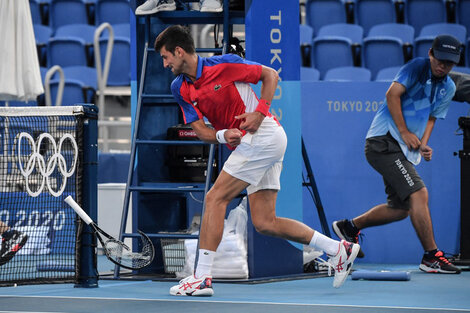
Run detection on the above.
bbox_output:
[0,263,468,313]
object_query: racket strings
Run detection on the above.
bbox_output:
[104,236,154,269]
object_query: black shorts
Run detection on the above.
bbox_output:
[365,133,425,210]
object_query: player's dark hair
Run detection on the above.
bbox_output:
[154,25,196,54]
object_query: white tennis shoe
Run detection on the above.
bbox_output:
[200,0,223,12]
[135,0,176,15]
[328,240,360,288]
[169,274,214,296]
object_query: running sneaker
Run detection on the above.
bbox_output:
[135,0,176,15]
[200,0,223,12]
[0,230,28,266]
[332,219,365,258]
[328,240,360,288]
[419,250,461,274]
[169,274,214,296]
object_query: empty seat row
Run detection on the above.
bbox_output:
[300,65,470,82]
[0,65,95,107]
[30,0,130,30]
[305,0,470,36]
[34,23,131,86]
[300,23,470,79]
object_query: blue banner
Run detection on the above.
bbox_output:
[245,0,300,81]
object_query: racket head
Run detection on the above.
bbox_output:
[101,230,155,270]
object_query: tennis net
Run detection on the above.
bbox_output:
[0,106,96,286]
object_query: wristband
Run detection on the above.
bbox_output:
[255,99,270,116]
[216,129,228,144]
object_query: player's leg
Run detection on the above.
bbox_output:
[353,203,409,229]
[408,187,436,251]
[248,189,314,243]
[169,170,249,296]
[409,188,461,274]
[333,202,408,259]
[248,188,359,288]
[198,170,249,251]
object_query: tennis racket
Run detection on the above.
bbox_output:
[64,196,155,270]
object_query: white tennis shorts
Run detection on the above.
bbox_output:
[222,117,287,195]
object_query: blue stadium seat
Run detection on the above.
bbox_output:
[317,23,363,42]
[312,38,356,79]
[30,0,42,25]
[457,0,470,35]
[300,67,320,81]
[452,66,470,75]
[55,24,96,43]
[49,66,97,106]
[375,66,402,82]
[47,37,88,67]
[33,24,52,66]
[63,66,97,89]
[414,23,467,62]
[324,66,372,81]
[96,0,130,25]
[368,23,415,60]
[313,23,364,76]
[99,36,131,86]
[50,0,89,30]
[355,0,396,35]
[300,24,314,67]
[305,0,349,36]
[49,80,92,106]
[405,0,447,35]
[34,24,52,45]
[367,23,415,43]
[363,23,415,79]
[111,23,131,38]
[55,24,97,65]
[312,23,364,70]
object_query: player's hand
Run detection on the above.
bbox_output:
[235,112,265,134]
[224,128,243,147]
[419,145,433,161]
[400,130,421,150]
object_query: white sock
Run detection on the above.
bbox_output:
[194,249,215,278]
[309,231,340,256]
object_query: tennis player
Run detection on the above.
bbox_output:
[333,35,462,274]
[154,25,360,296]
[0,221,28,266]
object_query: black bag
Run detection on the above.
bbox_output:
[449,71,470,103]
[166,124,217,182]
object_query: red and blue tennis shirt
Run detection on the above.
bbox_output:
[170,54,273,132]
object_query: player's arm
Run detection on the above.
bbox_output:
[235,65,278,133]
[419,117,436,161]
[190,119,243,147]
[386,82,421,150]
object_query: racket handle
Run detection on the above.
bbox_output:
[64,196,93,225]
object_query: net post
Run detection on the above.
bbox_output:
[75,104,99,288]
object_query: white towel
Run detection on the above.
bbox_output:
[0,0,44,101]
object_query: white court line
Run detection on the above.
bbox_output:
[0,311,68,313]
[6,280,153,296]
[0,295,469,312]
[98,280,154,288]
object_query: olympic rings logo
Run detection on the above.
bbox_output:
[16,132,78,197]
